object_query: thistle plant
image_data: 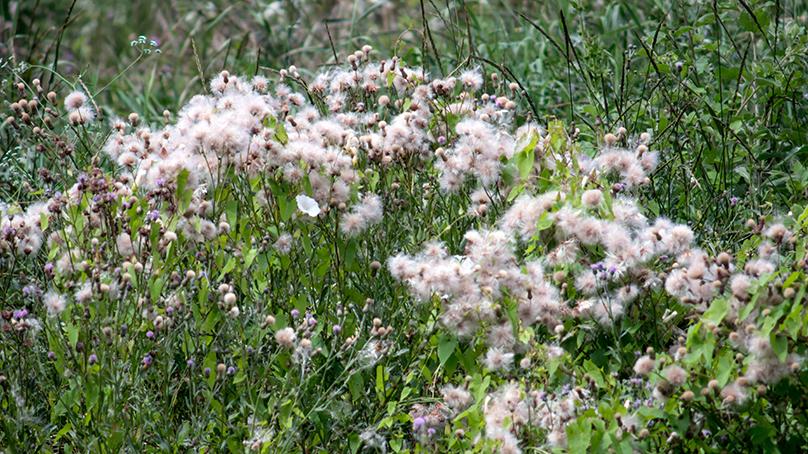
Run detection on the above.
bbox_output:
[0,44,806,453]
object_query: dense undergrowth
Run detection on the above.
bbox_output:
[1,1,807,452]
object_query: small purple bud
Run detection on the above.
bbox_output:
[142,354,152,367]
[437,135,446,144]
[146,330,155,339]
[332,325,342,334]
[413,416,426,430]
[729,196,739,206]
[44,263,54,274]
[47,351,56,360]
[204,367,211,377]
[427,428,436,437]
[166,306,174,315]
[308,317,317,326]
[227,366,236,375]
[88,354,98,365]
[291,309,300,319]
[186,358,195,368]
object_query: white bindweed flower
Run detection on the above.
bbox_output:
[296,194,320,217]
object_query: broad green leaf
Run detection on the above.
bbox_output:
[566,417,592,453]
[702,297,729,325]
[437,334,458,367]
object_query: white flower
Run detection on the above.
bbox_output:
[296,194,320,217]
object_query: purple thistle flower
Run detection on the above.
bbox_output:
[142,354,153,367]
[146,330,155,339]
[12,308,28,319]
[729,196,739,206]
[88,354,98,365]
[203,367,211,377]
[291,309,300,319]
[413,416,426,431]
[47,351,56,360]
[186,358,195,368]
[227,366,236,375]
[332,325,342,334]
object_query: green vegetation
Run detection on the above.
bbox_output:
[1,1,806,452]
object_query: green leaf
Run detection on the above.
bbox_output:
[348,373,364,402]
[512,131,538,179]
[584,360,605,388]
[375,365,386,402]
[274,120,288,144]
[739,300,756,321]
[349,433,361,454]
[536,212,553,231]
[217,257,236,281]
[65,323,79,348]
[506,183,525,203]
[566,417,592,453]
[243,248,258,269]
[783,271,802,289]
[175,169,192,212]
[437,334,458,367]
[715,349,734,386]
[54,422,72,442]
[781,302,803,340]
[702,297,729,325]
[771,334,788,363]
